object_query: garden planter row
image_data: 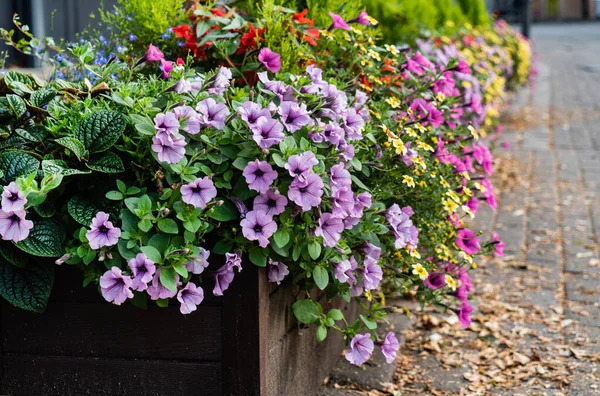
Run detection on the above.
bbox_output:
[0,264,358,396]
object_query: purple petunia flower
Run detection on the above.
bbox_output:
[1,182,27,212]
[329,12,351,31]
[173,105,201,135]
[151,130,187,164]
[334,257,358,285]
[206,66,232,95]
[238,101,271,132]
[386,204,419,250]
[0,209,33,242]
[213,251,242,296]
[86,211,121,250]
[99,267,133,305]
[362,241,382,261]
[315,213,344,247]
[147,268,180,300]
[456,228,480,255]
[243,160,278,194]
[342,109,365,140]
[381,332,400,364]
[355,10,372,25]
[180,177,217,209]
[345,333,374,366]
[258,48,282,73]
[268,258,289,285]
[331,186,355,218]
[253,189,288,217]
[322,122,345,147]
[330,163,352,189]
[287,173,324,211]
[362,258,383,290]
[285,151,318,181]
[458,301,473,328]
[128,253,156,292]
[424,271,447,290]
[492,232,504,257]
[252,117,285,149]
[401,142,418,167]
[136,44,164,65]
[278,101,313,133]
[177,282,204,314]
[257,72,296,102]
[185,247,210,274]
[196,98,230,130]
[240,210,278,248]
[154,112,180,134]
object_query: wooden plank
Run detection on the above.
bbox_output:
[1,354,221,396]
[2,302,222,361]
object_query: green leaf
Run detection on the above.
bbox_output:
[248,247,267,267]
[15,219,66,257]
[213,239,233,254]
[41,160,90,177]
[232,157,250,170]
[209,200,238,221]
[316,325,327,342]
[292,299,320,324]
[313,265,329,290]
[148,234,169,255]
[173,264,188,278]
[0,242,28,268]
[308,241,322,260]
[86,152,125,173]
[75,110,126,153]
[4,71,32,88]
[15,128,41,142]
[130,114,156,136]
[273,229,290,248]
[34,202,56,218]
[6,94,27,118]
[360,314,377,330]
[68,196,118,226]
[157,218,179,234]
[0,256,54,313]
[30,89,55,108]
[159,267,177,293]
[327,308,344,321]
[0,151,39,183]
[105,191,124,201]
[54,137,87,160]
[140,246,161,263]
[129,292,147,309]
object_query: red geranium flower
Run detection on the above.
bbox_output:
[172,25,193,41]
[210,8,227,17]
[237,25,265,54]
[303,29,320,46]
[293,9,314,26]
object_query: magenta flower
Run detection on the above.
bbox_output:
[243,160,278,194]
[240,210,277,248]
[458,301,473,328]
[258,48,282,73]
[147,268,180,300]
[196,98,230,130]
[285,151,318,180]
[345,333,374,366]
[328,12,351,30]
[151,130,186,164]
[0,209,33,242]
[99,267,133,305]
[355,10,372,25]
[160,58,173,78]
[410,98,443,128]
[253,189,288,217]
[173,105,201,135]
[136,44,164,65]
[456,228,480,255]
[268,259,289,285]
[154,112,180,134]
[213,251,242,296]
[492,232,504,257]
[381,332,400,364]
[185,247,210,274]
[252,117,285,149]
[1,182,27,212]
[238,101,271,132]
[424,271,447,290]
[315,213,344,247]
[362,258,382,290]
[457,60,470,74]
[86,211,121,250]
[466,198,479,214]
[177,282,204,314]
[180,177,217,209]
[128,253,156,292]
[288,173,324,211]
[278,101,313,133]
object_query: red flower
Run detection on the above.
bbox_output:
[382,59,396,72]
[176,58,185,66]
[172,25,193,40]
[237,25,265,54]
[210,8,227,17]
[293,9,314,26]
[303,29,320,46]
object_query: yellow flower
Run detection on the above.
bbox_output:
[418,180,427,188]
[417,141,434,152]
[412,264,428,280]
[413,157,426,170]
[393,139,407,155]
[383,141,391,148]
[343,33,352,42]
[471,263,478,269]
[320,30,334,39]
[436,92,446,102]
[366,15,379,25]
[443,198,458,213]
[365,290,373,302]
[415,123,426,133]
[385,97,401,109]
[368,49,381,61]
[445,275,457,291]
[405,127,417,137]
[462,205,475,219]
[402,175,415,188]
[409,248,421,259]
[384,44,399,55]
[474,182,487,193]
[446,190,460,203]
[463,187,472,197]
[393,251,402,259]
[440,178,450,188]
[467,125,479,140]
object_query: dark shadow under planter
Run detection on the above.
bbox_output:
[0,264,358,396]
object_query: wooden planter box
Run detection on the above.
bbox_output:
[0,264,358,395]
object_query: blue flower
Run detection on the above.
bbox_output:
[128,33,137,42]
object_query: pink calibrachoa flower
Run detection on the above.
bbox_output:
[287,173,324,211]
[253,189,288,217]
[240,210,277,248]
[99,267,133,305]
[243,160,278,194]
[136,44,164,65]
[328,12,351,30]
[257,48,282,73]
[354,10,372,25]
[0,209,33,242]
[345,333,374,366]
[128,253,156,292]
[160,58,173,78]
[424,271,447,290]
[147,268,180,300]
[86,211,121,250]
[381,332,400,364]
[1,182,27,212]
[456,228,480,255]
[213,251,242,296]
[315,212,344,247]
[185,247,210,274]
[492,232,505,257]
[268,258,289,285]
[151,130,186,164]
[458,301,473,328]
[180,177,217,209]
[177,282,204,314]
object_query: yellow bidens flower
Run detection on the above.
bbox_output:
[436,92,446,102]
[445,275,457,291]
[368,49,381,61]
[409,248,421,259]
[443,198,459,213]
[412,264,428,280]
[405,127,417,138]
[384,44,399,55]
[385,96,402,109]
[440,178,450,188]
[474,182,487,193]
[468,125,479,140]
[462,205,475,219]
[415,123,427,134]
[365,15,379,25]
[392,139,407,155]
[417,141,434,152]
[402,175,415,188]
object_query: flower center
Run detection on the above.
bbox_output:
[254,169,264,177]
[9,193,19,201]
[192,186,202,193]
[99,225,109,234]
[253,224,263,233]
[267,199,277,208]
[9,214,20,222]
